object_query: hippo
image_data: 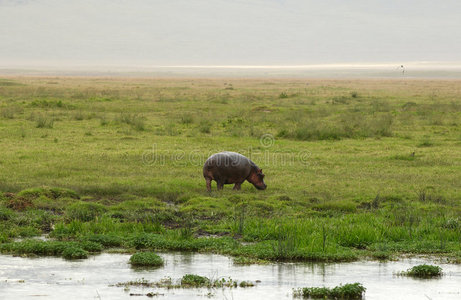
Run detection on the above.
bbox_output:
[203,151,266,191]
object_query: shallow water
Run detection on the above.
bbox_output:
[1,253,460,299]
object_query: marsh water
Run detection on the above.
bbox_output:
[1,252,460,300]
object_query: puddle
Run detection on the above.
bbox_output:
[1,253,460,299]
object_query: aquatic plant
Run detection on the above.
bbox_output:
[232,256,267,265]
[293,282,366,299]
[62,246,88,260]
[399,264,443,278]
[116,275,253,289]
[181,274,210,287]
[129,252,164,267]
[0,240,97,259]
[238,281,255,287]
[371,251,393,261]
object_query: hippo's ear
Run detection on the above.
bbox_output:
[259,169,263,174]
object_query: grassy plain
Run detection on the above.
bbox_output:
[1,76,461,262]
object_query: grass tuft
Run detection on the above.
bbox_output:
[34,114,54,128]
[66,202,107,221]
[117,113,146,131]
[293,282,366,299]
[181,274,210,287]
[399,264,442,278]
[62,246,88,260]
[129,252,164,267]
[0,240,91,259]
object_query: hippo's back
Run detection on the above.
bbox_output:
[203,152,253,181]
[204,151,250,167]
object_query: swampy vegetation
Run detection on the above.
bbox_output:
[116,274,254,289]
[399,264,443,278]
[1,77,461,263]
[129,251,164,267]
[293,282,366,299]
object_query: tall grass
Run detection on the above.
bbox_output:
[34,114,54,128]
[277,113,393,141]
[117,113,146,131]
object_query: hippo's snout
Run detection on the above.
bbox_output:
[256,184,267,190]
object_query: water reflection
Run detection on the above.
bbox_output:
[0,253,460,300]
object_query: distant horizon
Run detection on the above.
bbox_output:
[3,61,461,70]
[3,61,461,79]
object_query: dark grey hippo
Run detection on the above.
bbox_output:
[203,151,266,191]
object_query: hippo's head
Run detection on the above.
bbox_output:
[249,168,267,190]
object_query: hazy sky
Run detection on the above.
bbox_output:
[1,0,461,67]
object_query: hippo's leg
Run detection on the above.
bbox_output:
[233,183,241,190]
[206,178,212,192]
[217,181,224,190]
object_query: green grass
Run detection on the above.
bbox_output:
[294,282,366,299]
[180,274,210,287]
[399,264,443,278]
[62,246,88,259]
[0,240,98,259]
[116,275,253,289]
[1,77,461,262]
[66,202,107,221]
[129,252,164,267]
